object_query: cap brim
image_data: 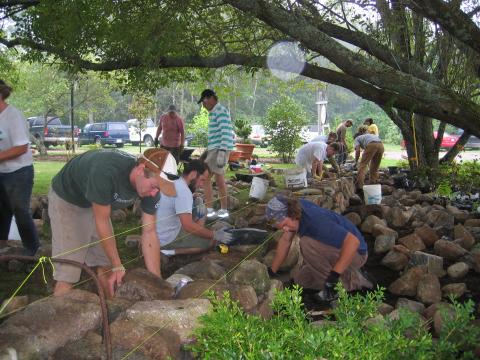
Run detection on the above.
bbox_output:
[197,97,204,104]
[157,176,176,197]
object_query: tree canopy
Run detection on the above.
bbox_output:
[1,0,479,164]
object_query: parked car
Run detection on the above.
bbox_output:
[28,116,79,148]
[401,131,459,150]
[457,129,480,149]
[78,122,130,147]
[249,125,270,147]
[127,118,157,147]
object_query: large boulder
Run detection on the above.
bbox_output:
[381,249,409,271]
[409,251,445,277]
[446,262,469,279]
[126,299,212,342]
[441,283,467,298]
[255,279,283,320]
[453,224,476,250]
[395,298,425,314]
[433,240,468,261]
[361,215,387,234]
[110,318,181,358]
[389,266,427,297]
[398,233,426,252]
[263,235,300,271]
[174,260,227,281]
[371,224,398,240]
[416,274,442,305]
[426,210,454,231]
[115,268,174,301]
[374,234,396,254]
[414,225,439,247]
[0,290,101,359]
[227,260,271,296]
[386,207,414,228]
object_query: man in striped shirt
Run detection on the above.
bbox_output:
[197,89,235,219]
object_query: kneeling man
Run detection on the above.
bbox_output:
[156,160,231,255]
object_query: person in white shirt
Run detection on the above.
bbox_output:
[156,159,232,255]
[295,142,340,180]
[0,80,39,256]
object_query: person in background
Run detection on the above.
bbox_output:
[197,89,235,219]
[354,129,384,189]
[335,119,353,164]
[49,148,177,297]
[266,195,372,301]
[364,118,379,136]
[295,141,340,180]
[154,104,185,163]
[0,79,40,256]
[156,159,232,255]
[310,132,337,144]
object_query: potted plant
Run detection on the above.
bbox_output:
[234,117,255,159]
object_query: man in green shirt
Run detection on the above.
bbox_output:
[49,148,177,297]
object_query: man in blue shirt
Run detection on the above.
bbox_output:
[265,195,371,301]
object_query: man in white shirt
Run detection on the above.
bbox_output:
[156,159,232,255]
[295,142,340,180]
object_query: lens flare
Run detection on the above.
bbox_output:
[266,41,306,81]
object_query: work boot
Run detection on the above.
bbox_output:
[206,208,217,219]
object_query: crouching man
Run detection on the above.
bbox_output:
[265,195,372,301]
[156,159,232,255]
[49,148,177,297]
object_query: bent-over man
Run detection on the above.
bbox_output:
[266,195,372,301]
[49,148,177,297]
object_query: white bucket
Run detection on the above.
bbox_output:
[284,168,307,189]
[8,217,21,241]
[363,184,382,205]
[249,176,269,200]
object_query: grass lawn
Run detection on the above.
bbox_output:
[33,160,65,196]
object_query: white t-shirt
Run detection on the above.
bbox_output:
[155,178,193,246]
[0,105,33,173]
[295,142,327,171]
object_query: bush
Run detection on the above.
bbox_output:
[263,96,309,163]
[234,117,252,143]
[189,285,479,359]
[186,107,209,147]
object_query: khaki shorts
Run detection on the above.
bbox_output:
[49,189,111,283]
[162,230,212,250]
[205,149,231,175]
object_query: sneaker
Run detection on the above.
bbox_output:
[217,209,230,218]
[206,208,217,218]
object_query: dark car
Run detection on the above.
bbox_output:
[78,122,130,148]
[457,129,480,149]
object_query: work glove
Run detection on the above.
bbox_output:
[267,266,276,277]
[315,271,340,302]
[154,138,159,148]
[216,149,227,168]
[213,226,233,244]
[192,195,206,221]
[313,174,323,181]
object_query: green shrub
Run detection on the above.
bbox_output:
[189,285,479,359]
[234,117,252,143]
[263,96,308,163]
[186,107,209,147]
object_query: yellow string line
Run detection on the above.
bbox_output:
[120,230,279,360]
[0,257,46,316]
[0,190,259,319]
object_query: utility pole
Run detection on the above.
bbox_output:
[316,87,328,135]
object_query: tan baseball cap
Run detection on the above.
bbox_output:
[138,148,177,196]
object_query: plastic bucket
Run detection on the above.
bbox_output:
[284,168,307,189]
[363,184,382,205]
[249,176,269,200]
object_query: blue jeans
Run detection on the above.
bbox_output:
[0,165,40,255]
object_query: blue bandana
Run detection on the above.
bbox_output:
[265,196,288,223]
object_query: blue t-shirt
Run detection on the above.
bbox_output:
[297,200,367,254]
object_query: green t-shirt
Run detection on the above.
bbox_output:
[51,149,159,214]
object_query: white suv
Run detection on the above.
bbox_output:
[127,118,157,147]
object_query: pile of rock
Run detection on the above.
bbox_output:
[346,188,480,305]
